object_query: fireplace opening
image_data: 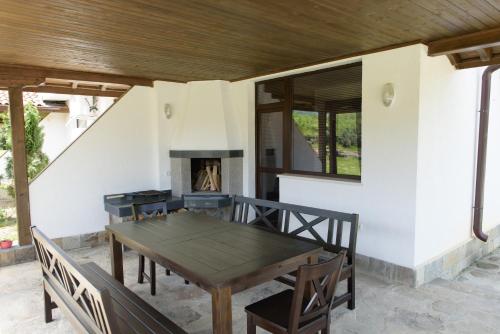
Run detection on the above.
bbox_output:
[191,158,222,192]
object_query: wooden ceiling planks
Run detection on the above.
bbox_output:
[0,0,499,82]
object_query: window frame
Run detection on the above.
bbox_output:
[255,62,362,186]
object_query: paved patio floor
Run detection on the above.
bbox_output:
[1,245,500,333]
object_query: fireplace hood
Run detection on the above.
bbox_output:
[170,80,242,151]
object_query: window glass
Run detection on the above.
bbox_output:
[291,64,361,177]
[258,111,283,168]
[258,172,280,202]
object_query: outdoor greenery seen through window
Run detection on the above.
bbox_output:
[292,110,361,176]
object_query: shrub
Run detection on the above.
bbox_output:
[0,102,49,197]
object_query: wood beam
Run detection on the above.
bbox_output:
[447,53,461,67]
[0,64,153,87]
[23,85,127,98]
[428,26,500,56]
[7,87,32,246]
[456,54,500,70]
[478,47,493,61]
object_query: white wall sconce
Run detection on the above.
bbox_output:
[382,83,395,107]
[164,103,173,119]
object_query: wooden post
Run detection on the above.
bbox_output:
[8,87,32,246]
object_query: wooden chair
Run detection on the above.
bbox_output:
[31,226,187,334]
[132,202,167,295]
[246,251,346,334]
[231,195,358,310]
[132,202,189,295]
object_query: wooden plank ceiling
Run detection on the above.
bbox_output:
[0,0,500,82]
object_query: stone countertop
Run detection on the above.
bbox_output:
[104,189,184,217]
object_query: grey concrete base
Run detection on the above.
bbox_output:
[357,225,500,287]
[0,245,36,267]
[415,224,500,286]
[0,230,107,267]
[356,254,416,286]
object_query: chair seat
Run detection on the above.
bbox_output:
[245,289,295,329]
[246,289,322,331]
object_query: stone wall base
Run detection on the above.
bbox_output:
[357,224,500,287]
[0,230,107,267]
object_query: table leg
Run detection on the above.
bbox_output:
[211,286,232,334]
[110,232,124,284]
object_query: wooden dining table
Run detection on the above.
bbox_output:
[105,211,322,334]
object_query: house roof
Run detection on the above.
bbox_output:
[0,91,46,107]
[0,1,499,82]
[0,91,68,113]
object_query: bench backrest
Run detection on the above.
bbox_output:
[31,227,118,334]
[230,196,359,259]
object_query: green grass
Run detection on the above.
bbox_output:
[337,156,361,176]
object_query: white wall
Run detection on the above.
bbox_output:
[170,81,242,151]
[155,80,250,193]
[30,87,159,238]
[155,81,188,190]
[483,72,500,232]
[414,50,480,266]
[40,113,70,161]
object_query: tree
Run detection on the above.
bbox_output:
[0,102,49,197]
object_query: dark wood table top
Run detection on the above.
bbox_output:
[106,212,322,292]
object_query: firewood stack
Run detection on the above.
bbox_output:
[193,160,221,192]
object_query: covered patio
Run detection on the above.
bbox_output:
[1,1,500,333]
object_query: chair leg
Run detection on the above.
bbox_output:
[348,269,355,310]
[150,260,156,296]
[246,314,256,334]
[166,268,171,276]
[138,255,145,284]
[321,317,331,334]
[44,289,53,323]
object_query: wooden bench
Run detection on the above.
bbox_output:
[230,195,359,310]
[31,226,187,334]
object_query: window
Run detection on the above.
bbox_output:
[255,62,362,192]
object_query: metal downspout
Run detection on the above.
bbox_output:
[472,65,500,242]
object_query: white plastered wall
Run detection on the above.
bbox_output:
[30,86,159,238]
[414,48,480,266]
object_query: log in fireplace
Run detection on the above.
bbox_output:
[191,158,221,192]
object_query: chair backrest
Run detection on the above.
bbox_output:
[31,227,118,334]
[131,200,168,221]
[289,251,346,333]
[230,196,358,259]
